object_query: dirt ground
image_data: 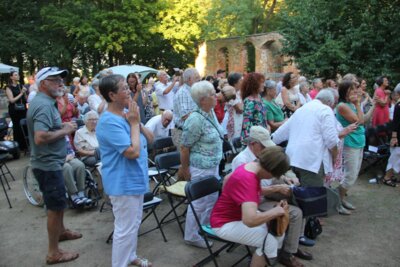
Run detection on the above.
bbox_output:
[1,154,400,267]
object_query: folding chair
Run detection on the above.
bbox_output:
[0,154,12,208]
[185,176,252,267]
[19,118,30,154]
[105,192,167,243]
[156,151,186,235]
[220,140,234,176]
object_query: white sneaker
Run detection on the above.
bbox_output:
[185,240,213,249]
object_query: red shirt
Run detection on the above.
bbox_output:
[210,164,261,228]
[214,100,225,123]
[309,89,319,99]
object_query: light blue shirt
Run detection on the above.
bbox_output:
[181,108,223,169]
[96,111,149,196]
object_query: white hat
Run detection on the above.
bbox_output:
[249,126,275,148]
[36,67,68,86]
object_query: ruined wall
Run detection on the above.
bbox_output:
[195,32,297,80]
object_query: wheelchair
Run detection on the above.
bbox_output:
[23,164,101,209]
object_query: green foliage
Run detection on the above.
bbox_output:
[280,0,400,83]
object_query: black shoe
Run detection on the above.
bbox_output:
[294,248,313,260]
[279,254,304,267]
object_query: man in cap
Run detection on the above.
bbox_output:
[27,67,80,265]
[232,126,313,267]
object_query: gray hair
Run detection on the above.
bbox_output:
[394,83,400,94]
[157,70,167,78]
[162,109,173,118]
[299,82,310,91]
[264,80,277,90]
[298,76,307,83]
[191,81,215,106]
[312,78,322,86]
[91,78,99,87]
[84,110,99,123]
[316,89,335,106]
[182,68,199,84]
[73,77,80,82]
[343,73,357,82]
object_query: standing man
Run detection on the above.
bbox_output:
[154,70,179,112]
[172,68,200,146]
[27,67,81,265]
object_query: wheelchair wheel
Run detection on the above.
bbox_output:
[85,170,101,208]
[23,165,44,207]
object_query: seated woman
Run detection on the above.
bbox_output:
[211,146,291,267]
[74,111,100,167]
[63,137,91,206]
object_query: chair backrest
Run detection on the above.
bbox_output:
[155,151,181,170]
[185,176,220,202]
[19,118,30,151]
[232,137,242,150]
[153,136,175,151]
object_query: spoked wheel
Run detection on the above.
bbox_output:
[23,165,44,207]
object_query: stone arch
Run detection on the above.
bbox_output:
[260,40,284,76]
[217,47,229,73]
[241,41,256,73]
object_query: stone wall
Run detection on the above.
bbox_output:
[195,32,297,80]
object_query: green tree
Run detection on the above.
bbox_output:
[279,0,400,82]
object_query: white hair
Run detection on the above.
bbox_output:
[162,109,173,118]
[316,89,335,106]
[73,77,80,82]
[84,110,99,123]
[182,68,199,84]
[91,78,99,87]
[157,71,167,78]
[298,76,307,83]
[191,81,214,106]
[394,83,400,94]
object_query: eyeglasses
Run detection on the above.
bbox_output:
[37,67,59,80]
[87,118,98,122]
[45,78,64,84]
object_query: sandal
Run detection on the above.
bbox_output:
[130,257,153,267]
[46,251,79,265]
[382,178,397,187]
[72,197,85,206]
[59,229,82,242]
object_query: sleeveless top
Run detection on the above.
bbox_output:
[8,84,27,112]
[336,102,365,148]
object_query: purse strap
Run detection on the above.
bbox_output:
[194,110,224,141]
[262,232,271,266]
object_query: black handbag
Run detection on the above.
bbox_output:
[304,216,322,239]
[14,103,26,111]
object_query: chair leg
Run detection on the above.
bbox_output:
[3,163,15,181]
[0,167,11,190]
[0,176,12,208]
[151,208,168,242]
[106,230,113,244]
[159,194,186,236]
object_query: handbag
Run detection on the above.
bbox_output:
[292,186,328,217]
[14,85,26,111]
[304,216,322,239]
[267,204,290,236]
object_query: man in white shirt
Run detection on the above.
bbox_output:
[231,126,313,265]
[145,110,173,139]
[154,71,179,111]
[272,89,339,186]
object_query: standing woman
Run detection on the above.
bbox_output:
[96,74,153,267]
[278,72,301,118]
[127,73,146,124]
[336,81,368,213]
[262,80,286,132]
[241,72,268,140]
[5,71,28,151]
[57,87,79,123]
[225,72,244,140]
[372,76,390,127]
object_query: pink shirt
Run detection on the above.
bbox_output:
[372,87,390,127]
[210,165,261,228]
[309,88,319,99]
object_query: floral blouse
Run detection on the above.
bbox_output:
[241,96,268,140]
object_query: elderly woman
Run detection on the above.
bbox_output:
[179,81,223,248]
[336,81,370,212]
[262,80,285,132]
[211,147,289,267]
[96,74,154,267]
[74,111,100,167]
[277,72,300,118]
[298,82,312,106]
[241,72,268,140]
[225,72,244,140]
[382,83,400,187]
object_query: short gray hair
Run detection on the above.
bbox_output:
[312,78,322,86]
[91,78,99,87]
[162,109,173,119]
[316,89,335,106]
[299,82,310,91]
[298,76,307,83]
[182,68,199,84]
[191,81,215,106]
[394,83,400,94]
[157,71,167,78]
[84,110,99,123]
[264,80,277,90]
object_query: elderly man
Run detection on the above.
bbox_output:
[172,68,200,146]
[232,126,313,267]
[272,90,340,187]
[155,70,179,112]
[27,67,80,264]
[145,110,173,139]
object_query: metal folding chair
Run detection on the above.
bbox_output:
[0,154,12,208]
[185,176,251,267]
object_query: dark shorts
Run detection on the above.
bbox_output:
[32,168,67,211]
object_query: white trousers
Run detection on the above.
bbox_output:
[110,195,144,267]
[341,147,363,189]
[184,166,219,242]
[213,221,284,258]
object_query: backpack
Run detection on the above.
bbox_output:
[304,216,322,240]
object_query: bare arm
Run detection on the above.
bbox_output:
[163,78,178,95]
[178,146,191,180]
[233,102,243,114]
[5,87,26,103]
[337,102,364,124]
[242,201,286,227]
[140,123,154,145]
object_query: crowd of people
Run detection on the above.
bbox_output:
[8,64,398,267]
